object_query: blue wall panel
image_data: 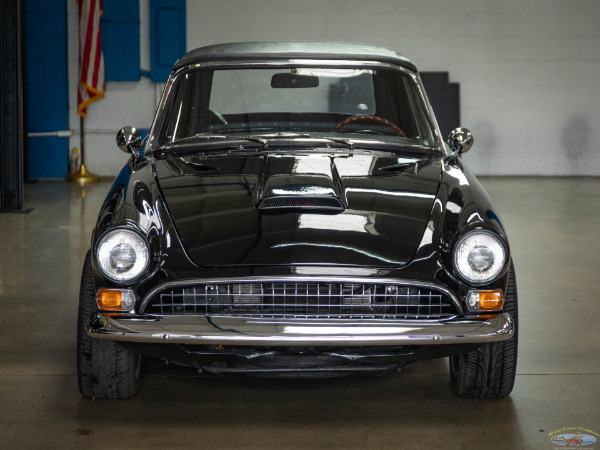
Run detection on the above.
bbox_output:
[150,0,185,83]
[25,0,69,178]
[27,138,69,179]
[101,0,140,81]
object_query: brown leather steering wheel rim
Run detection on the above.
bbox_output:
[332,115,406,137]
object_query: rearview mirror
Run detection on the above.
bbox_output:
[271,73,319,88]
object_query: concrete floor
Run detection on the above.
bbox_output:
[1,177,599,449]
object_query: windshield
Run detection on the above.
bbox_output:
[155,66,437,148]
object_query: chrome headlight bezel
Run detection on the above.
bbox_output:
[453,230,507,285]
[95,228,151,283]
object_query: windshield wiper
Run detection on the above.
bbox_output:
[170,134,228,143]
[239,136,269,148]
[153,134,269,156]
[167,133,270,147]
[245,133,356,150]
[170,132,353,149]
[322,136,355,150]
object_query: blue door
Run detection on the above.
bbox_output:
[25,0,69,179]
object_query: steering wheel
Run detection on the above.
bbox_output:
[332,115,406,137]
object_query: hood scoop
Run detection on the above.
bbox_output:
[256,154,345,213]
[258,195,344,212]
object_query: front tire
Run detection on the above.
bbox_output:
[449,262,518,398]
[77,250,141,398]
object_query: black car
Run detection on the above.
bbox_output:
[77,41,517,399]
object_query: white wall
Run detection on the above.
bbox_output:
[68,0,600,176]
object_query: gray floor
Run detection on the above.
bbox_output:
[1,177,599,449]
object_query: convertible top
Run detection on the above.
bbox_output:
[173,41,417,72]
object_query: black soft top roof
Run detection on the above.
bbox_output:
[173,41,417,72]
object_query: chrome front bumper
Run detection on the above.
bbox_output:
[87,313,514,346]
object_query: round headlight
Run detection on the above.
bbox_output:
[96,229,150,282]
[453,231,507,284]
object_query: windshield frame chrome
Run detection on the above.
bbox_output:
[146,59,447,156]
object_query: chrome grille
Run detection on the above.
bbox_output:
[144,282,457,320]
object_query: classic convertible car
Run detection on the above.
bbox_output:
[77,41,518,399]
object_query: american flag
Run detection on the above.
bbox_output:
[78,0,105,118]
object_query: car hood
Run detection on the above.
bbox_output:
[154,151,442,267]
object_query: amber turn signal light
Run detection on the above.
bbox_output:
[479,290,504,311]
[96,289,135,311]
[466,289,504,312]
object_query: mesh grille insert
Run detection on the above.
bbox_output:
[145,282,457,320]
[259,197,344,211]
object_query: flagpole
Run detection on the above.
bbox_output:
[80,115,85,161]
[66,0,100,184]
[67,114,100,184]
[66,110,99,183]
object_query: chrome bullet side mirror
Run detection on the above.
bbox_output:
[116,126,142,157]
[448,127,474,155]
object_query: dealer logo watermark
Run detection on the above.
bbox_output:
[549,427,598,447]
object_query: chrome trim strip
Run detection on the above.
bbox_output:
[414,73,446,154]
[139,277,463,315]
[181,59,388,71]
[87,313,514,346]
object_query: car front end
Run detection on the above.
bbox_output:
[77,42,518,399]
